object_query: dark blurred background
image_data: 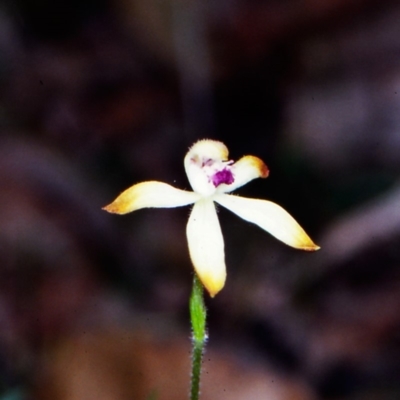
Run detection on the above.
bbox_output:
[1,0,400,399]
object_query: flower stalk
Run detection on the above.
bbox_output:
[189,274,207,400]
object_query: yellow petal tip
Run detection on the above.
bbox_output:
[101,186,140,215]
[206,284,223,298]
[102,203,121,214]
[294,235,320,251]
[303,244,320,251]
[197,270,226,298]
[237,155,269,179]
[101,201,125,214]
[250,156,269,178]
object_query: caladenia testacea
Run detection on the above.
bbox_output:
[103,139,320,399]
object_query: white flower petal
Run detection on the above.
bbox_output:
[184,139,229,196]
[218,155,269,193]
[214,194,320,250]
[186,199,226,297]
[103,181,200,214]
[183,159,216,196]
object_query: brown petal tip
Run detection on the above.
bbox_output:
[242,155,269,178]
[260,162,269,178]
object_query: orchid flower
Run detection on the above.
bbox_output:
[103,139,319,297]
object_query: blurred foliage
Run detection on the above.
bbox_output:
[0,0,399,399]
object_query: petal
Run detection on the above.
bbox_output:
[103,181,200,214]
[214,194,320,251]
[184,139,229,196]
[186,199,226,297]
[218,156,269,193]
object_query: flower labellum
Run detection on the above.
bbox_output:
[103,139,320,297]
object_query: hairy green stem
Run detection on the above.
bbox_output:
[189,274,207,400]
